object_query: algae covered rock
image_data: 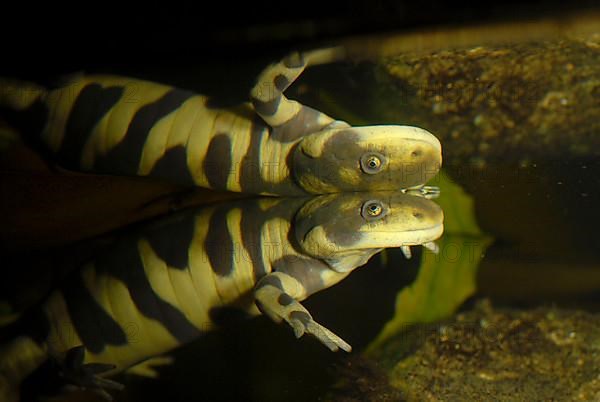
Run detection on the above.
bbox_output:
[374,37,600,167]
[389,300,600,401]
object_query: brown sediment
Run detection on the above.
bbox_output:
[383,300,600,401]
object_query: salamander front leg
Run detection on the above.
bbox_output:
[58,346,124,401]
[254,272,351,352]
[250,48,348,140]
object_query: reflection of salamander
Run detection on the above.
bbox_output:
[0,48,441,195]
[0,191,443,401]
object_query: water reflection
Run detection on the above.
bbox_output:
[0,191,443,401]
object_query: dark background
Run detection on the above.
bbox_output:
[1,1,598,77]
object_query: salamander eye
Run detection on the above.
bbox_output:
[361,200,386,220]
[360,152,386,174]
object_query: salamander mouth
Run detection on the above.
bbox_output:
[353,223,444,250]
[395,223,444,244]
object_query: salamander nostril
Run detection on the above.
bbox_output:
[411,149,422,157]
[413,211,424,219]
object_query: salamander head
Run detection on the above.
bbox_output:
[294,191,444,272]
[292,125,442,194]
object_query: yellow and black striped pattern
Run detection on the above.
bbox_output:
[0,48,442,195]
[0,191,443,401]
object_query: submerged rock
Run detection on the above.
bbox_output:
[375,38,600,167]
[386,300,600,401]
